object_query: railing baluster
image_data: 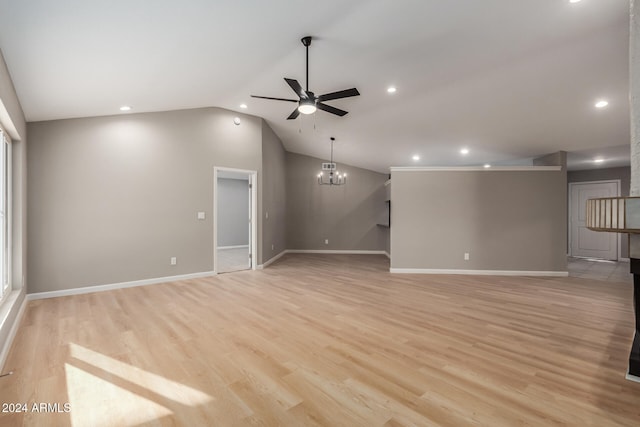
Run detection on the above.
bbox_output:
[585,197,640,233]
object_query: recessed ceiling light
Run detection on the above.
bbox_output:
[387,87,397,94]
[460,148,470,155]
[412,155,420,161]
[594,158,605,163]
[233,117,241,125]
[569,0,581,3]
[240,104,247,109]
[484,164,491,168]
[595,100,609,108]
[119,106,131,111]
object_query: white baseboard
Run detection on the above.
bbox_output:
[258,250,288,270]
[390,268,569,277]
[218,245,249,250]
[27,271,217,301]
[0,293,26,372]
[626,372,640,383]
[384,251,390,259]
[619,257,630,262]
[287,250,386,255]
[258,249,386,269]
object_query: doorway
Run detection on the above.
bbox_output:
[213,167,257,273]
[569,180,620,260]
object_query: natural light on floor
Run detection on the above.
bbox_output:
[65,343,213,427]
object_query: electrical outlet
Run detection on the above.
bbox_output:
[271,244,274,250]
[464,253,470,261]
[197,212,205,220]
[325,239,329,245]
[266,211,269,219]
[171,257,177,265]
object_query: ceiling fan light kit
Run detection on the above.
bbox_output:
[298,98,316,115]
[251,36,360,120]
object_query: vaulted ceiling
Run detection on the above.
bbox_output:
[0,0,630,172]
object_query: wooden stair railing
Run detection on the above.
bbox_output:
[586,196,640,379]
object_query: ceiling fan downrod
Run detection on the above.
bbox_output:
[301,36,312,92]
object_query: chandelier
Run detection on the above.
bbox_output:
[317,137,347,186]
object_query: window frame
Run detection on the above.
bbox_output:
[0,127,11,305]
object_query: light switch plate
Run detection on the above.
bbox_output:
[197,212,205,220]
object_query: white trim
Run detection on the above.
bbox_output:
[258,249,288,269]
[287,250,386,255]
[626,373,640,383]
[287,249,384,255]
[250,173,257,270]
[0,100,20,141]
[568,179,623,186]
[570,256,617,263]
[0,129,10,305]
[568,180,621,260]
[258,250,386,269]
[214,166,256,175]
[384,251,390,259]
[27,271,217,301]
[218,245,249,250]
[390,166,561,172]
[0,293,26,371]
[4,133,11,303]
[390,268,569,277]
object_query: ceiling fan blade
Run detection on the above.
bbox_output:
[251,95,298,102]
[317,102,348,117]
[284,78,309,99]
[317,88,360,102]
[287,108,301,120]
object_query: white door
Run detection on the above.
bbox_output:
[569,181,618,260]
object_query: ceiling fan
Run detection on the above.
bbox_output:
[251,36,360,120]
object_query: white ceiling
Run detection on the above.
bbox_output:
[567,143,630,170]
[0,0,631,172]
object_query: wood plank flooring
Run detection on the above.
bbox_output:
[1,253,639,426]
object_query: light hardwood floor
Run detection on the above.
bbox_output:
[1,254,640,426]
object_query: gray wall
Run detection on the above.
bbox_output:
[28,107,264,293]
[391,169,567,272]
[286,152,387,251]
[568,166,630,258]
[534,151,566,168]
[534,151,568,255]
[261,121,286,262]
[568,166,630,192]
[0,48,27,363]
[217,178,249,247]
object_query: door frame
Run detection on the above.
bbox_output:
[213,167,257,272]
[568,179,621,260]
